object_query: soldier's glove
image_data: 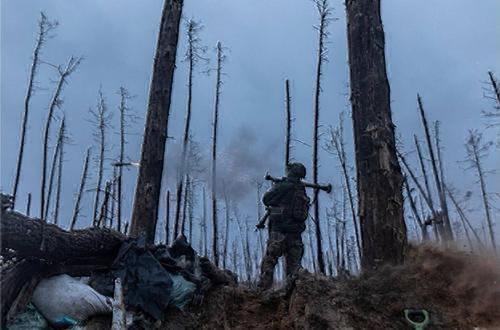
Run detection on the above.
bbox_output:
[256,223,265,230]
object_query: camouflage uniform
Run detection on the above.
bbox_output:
[259,231,304,290]
[258,163,309,290]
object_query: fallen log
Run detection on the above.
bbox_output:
[1,209,126,326]
[1,210,125,263]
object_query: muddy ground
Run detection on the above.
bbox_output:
[160,245,500,329]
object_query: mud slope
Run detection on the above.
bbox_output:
[163,245,500,329]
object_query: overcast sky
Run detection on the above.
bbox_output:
[1,0,499,247]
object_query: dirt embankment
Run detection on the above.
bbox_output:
[163,245,500,329]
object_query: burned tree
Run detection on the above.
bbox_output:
[164,190,171,244]
[40,56,81,222]
[326,113,361,260]
[116,87,133,232]
[70,148,91,231]
[12,13,57,209]
[44,117,65,222]
[284,79,292,168]
[311,0,332,274]
[464,130,496,251]
[417,95,453,241]
[130,0,183,244]
[414,135,441,241]
[53,116,67,226]
[346,0,407,268]
[90,89,112,226]
[173,19,206,238]
[211,41,225,266]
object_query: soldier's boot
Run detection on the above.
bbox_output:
[257,268,274,291]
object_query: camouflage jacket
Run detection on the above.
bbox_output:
[262,177,309,234]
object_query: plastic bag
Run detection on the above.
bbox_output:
[169,274,196,309]
[32,274,113,326]
[7,303,47,330]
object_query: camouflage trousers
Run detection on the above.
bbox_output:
[258,231,304,290]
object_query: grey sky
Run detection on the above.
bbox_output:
[1,0,499,246]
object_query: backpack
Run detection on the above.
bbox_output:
[290,185,310,221]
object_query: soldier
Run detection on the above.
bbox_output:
[258,162,310,290]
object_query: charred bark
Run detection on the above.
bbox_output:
[130,0,183,244]
[346,0,407,269]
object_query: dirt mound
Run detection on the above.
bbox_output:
[163,245,500,329]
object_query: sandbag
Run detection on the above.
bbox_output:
[32,274,112,326]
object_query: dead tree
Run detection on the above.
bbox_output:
[446,186,483,248]
[398,149,445,242]
[70,148,91,231]
[201,186,208,256]
[116,87,132,232]
[284,79,292,168]
[130,0,183,244]
[97,181,112,228]
[174,19,206,238]
[482,71,500,147]
[311,0,332,274]
[464,130,496,251]
[26,193,32,216]
[221,184,230,268]
[414,135,440,241]
[90,89,111,226]
[165,190,171,244]
[53,117,67,226]
[40,56,81,222]
[211,41,225,266]
[403,175,428,241]
[44,117,65,222]
[346,0,407,268]
[326,114,361,260]
[12,13,57,209]
[417,95,453,241]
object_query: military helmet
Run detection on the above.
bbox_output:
[286,162,306,179]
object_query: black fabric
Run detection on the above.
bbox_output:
[90,239,173,320]
[262,178,309,234]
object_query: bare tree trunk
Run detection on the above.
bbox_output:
[70,148,91,231]
[130,0,183,244]
[403,176,428,241]
[414,135,441,242]
[174,19,204,240]
[26,193,32,216]
[44,118,65,222]
[117,87,131,233]
[311,0,331,274]
[222,185,230,269]
[346,0,407,269]
[211,42,224,266]
[417,95,453,241]
[446,186,483,248]
[488,71,500,104]
[53,118,66,226]
[40,57,81,222]
[111,278,125,330]
[97,181,112,228]
[284,79,292,168]
[92,90,109,226]
[466,131,496,252]
[327,116,361,260]
[202,186,208,256]
[12,13,56,209]
[165,190,171,245]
